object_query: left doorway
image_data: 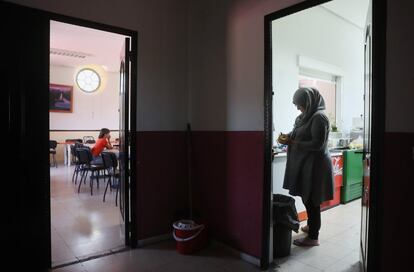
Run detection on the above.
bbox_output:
[3,2,137,269]
[49,20,130,267]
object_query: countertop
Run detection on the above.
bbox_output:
[273,150,344,158]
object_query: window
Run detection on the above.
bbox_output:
[76,68,101,93]
[298,75,338,126]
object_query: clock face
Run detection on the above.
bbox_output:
[76,68,101,93]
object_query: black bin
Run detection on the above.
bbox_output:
[272,194,299,258]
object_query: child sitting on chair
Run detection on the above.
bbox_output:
[91,128,113,164]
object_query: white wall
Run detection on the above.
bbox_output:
[8,0,189,131]
[50,65,119,130]
[272,6,365,138]
[188,0,303,131]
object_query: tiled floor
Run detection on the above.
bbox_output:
[274,199,361,271]
[52,241,262,272]
[52,165,361,272]
[51,165,124,267]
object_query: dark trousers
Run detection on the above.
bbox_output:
[304,200,321,240]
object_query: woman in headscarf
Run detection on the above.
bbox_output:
[278,87,334,246]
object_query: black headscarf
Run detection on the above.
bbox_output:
[292,87,326,129]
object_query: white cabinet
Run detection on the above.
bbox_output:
[272,154,306,213]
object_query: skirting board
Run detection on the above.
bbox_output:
[137,233,172,247]
[212,240,261,267]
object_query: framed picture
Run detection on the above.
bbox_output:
[49,84,73,112]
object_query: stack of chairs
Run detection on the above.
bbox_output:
[83,136,96,144]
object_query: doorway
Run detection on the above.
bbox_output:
[3,2,137,268]
[48,20,136,267]
[263,0,385,270]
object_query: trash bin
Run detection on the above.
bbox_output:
[273,194,300,258]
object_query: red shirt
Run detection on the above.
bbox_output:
[91,138,108,157]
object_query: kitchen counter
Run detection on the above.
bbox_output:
[272,149,344,214]
[273,150,343,158]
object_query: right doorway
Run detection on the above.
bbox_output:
[270,0,371,271]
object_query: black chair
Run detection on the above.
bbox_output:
[49,140,58,168]
[76,148,105,195]
[102,152,120,206]
[83,136,96,144]
[65,139,83,164]
[71,142,85,184]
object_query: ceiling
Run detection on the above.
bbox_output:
[322,0,370,29]
[50,21,127,72]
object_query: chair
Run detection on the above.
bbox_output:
[69,141,84,164]
[71,142,85,184]
[83,136,96,144]
[65,138,83,165]
[49,140,58,167]
[102,152,120,206]
[76,148,105,195]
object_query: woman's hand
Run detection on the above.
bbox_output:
[277,133,290,145]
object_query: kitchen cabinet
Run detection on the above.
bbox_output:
[341,150,363,203]
[272,153,306,214]
[273,151,344,215]
[321,154,343,210]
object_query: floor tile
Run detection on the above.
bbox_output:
[51,166,123,265]
[294,251,340,270]
[282,200,361,271]
[272,258,322,272]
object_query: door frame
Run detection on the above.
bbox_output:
[47,8,139,250]
[262,0,386,270]
[8,3,139,267]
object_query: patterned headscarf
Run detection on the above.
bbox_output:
[292,87,326,128]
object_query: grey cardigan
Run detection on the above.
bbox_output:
[283,111,334,205]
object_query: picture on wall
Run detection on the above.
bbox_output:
[49,84,73,112]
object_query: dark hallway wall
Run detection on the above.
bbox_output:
[191,131,264,257]
[136,131,188,239]
[188,0,303,259]
[3,3,50,269]
[381,0,414,270]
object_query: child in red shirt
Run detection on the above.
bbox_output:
[91,128,113,163]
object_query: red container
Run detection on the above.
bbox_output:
[172,220,207,254]
[321,155,343,210]
[321,187,341,210]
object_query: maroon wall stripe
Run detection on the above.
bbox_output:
[135,130,265,258]
[381,132,414,270]
[192,131,264,258]
[136,131,188,239]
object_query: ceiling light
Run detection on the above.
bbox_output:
[50,48,94,59]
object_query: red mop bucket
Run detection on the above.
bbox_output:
[172,220,207,254]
